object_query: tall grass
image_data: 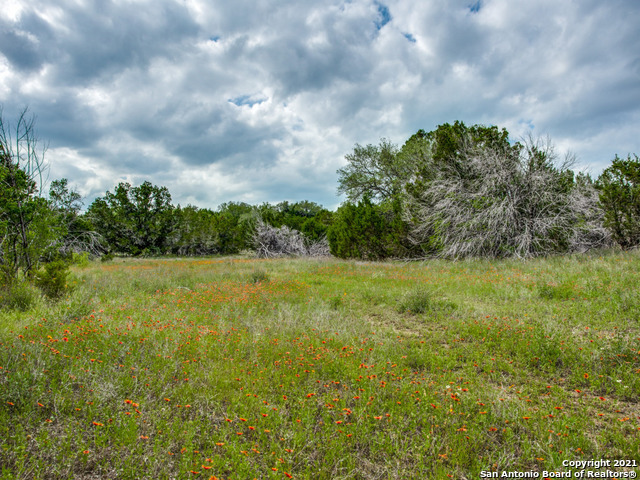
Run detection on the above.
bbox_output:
[1,251,639,478]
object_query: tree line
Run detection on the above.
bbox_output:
[88,184,333,257]
[1,108,639,304]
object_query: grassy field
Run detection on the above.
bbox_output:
[1,250,639,479]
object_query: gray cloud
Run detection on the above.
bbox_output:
[0,0,638,210]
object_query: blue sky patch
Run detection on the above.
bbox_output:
[228,95,265,107]
[374,2,391,30]
[469,1,482,13]
[403,32,416,43]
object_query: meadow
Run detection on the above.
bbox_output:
[1,250,639,479]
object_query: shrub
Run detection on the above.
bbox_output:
[0,281,38,311]
[398,287,433,314]
[34,260,71,299]
[328,296,343,310]
[537,282,575,300]
[398,287,458,315]
[100,252,115,262]
[407,135,609,258]
[71,252,91,267]
[328,197,410,260]
[248,270,269,284]
[253,220,329,258]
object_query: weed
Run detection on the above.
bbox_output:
[247,269,270,284]
[328,295,343,310]
[537,282,575,300]
[398,286,433,314]
[0,281,38,311]
[397,287,456,315]
[101,253,115,263]
[34,260,72,299]
[71,252,91,267]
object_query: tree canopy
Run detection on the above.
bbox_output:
[334,121,613,259]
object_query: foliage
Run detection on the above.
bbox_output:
[48,178,104,256]
[257,201,333,242]
[537,282,575,300]
[169,205,220,256]
[100,252,115,263]
[87,184,333,257]
[397,286,433,314]
[397,286,457,315]
[213,202,259,254]
[327,197,392,260]
[88,181,175,256]
[0,107,64,280]
[597,154,640,249]
[335,122,552,259]
[337,139,414,203]
[0,280,38,311]
[327,195,417,260]
[247,269,269,284]
[70,252,91,267]
[33,259,72,299]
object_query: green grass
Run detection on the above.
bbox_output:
[1,251,639,479]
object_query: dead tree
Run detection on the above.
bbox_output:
[406,135,610,259]
[252,220,329,258]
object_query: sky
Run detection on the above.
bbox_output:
[1,0,639,211]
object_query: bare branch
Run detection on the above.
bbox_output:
[252,220,330,258]
[405,134,611,258]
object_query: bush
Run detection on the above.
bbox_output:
[0,281,38,311]
[248,270,269,284]
[398,287,457,315]
[34,260,71,299]
[398,287,433,314]
[328,197,410,260]
[328,296,343,310]
[71,252,91,267]
[253,220,329,258]
[407,135,609,258]
[100,252,115,262]
[537,282,575,300]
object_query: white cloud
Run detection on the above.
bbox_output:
[0,0,638,210]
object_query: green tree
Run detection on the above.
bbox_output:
[48,178,103,256]
[405,121,521,202]
[256,201,333,242]
[327,196,410,260]
[214,202,258,254]
[597,154,640,249]
[337,139,413,203]
[0,108,59,281]
[88,181,175,255]
[169,205,219,256]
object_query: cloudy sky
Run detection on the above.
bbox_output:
[1,0,639,210]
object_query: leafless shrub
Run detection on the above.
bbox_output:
[58,230,106,257]
[306,236,331,257]
[253,220,330,258]
[406,135,610,259]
